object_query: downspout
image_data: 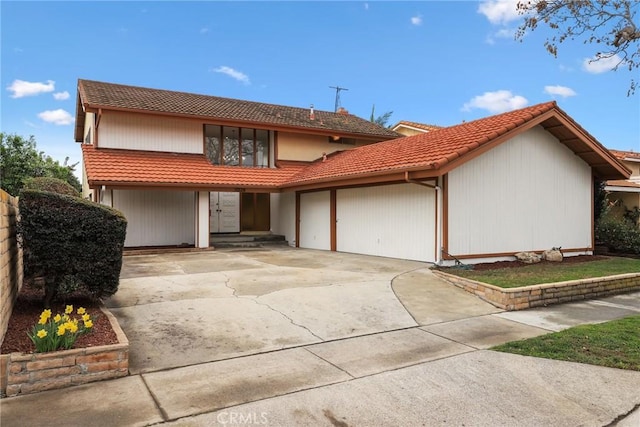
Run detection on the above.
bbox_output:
[404,172,442,265]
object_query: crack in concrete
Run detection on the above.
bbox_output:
[221,272,325,341]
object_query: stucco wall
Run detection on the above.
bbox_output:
[277,132,369,162]
[0,190,23,345]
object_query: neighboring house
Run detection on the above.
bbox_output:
[77,80,630,265]
[605,150,640,226]
[391,120,442,137]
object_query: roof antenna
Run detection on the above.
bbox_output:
[329,85,349,112]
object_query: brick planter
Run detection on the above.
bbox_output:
[1,306,129,397]
[433,270,640,311]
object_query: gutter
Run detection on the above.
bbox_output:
[404,172,443,264]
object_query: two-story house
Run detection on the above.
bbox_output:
[76,79,629,265]
[606,150,640,226]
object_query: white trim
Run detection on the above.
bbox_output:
[605,186,640,193]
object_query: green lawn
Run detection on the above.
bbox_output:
[492,315,640,371]
[438,257,640,288]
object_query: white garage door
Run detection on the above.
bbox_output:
[299,191,331,250]
[337,184,436,262]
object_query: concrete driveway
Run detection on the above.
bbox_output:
[106,247,501,374]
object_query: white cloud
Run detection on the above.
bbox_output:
[7,79,55,98]
[38,109,74,125]
[212,66,250,85]
[478,0,521,25]
[53,91,70,100]
[582,53,623,74]
[485,27,515,44]
[544,85,577,98]
[410,15,422,26]
[364,3,369,11]
[462,90,528,114]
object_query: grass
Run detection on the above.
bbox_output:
[439,257,640,288]
[492,315,640,371]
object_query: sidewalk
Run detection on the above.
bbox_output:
[2,290,639,427]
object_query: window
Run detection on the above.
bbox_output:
[328,136,356,145]
[205,125,270,167]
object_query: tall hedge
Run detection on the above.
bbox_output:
[18,190,127,305]
[23,177,81,198]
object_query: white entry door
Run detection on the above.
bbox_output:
[210,192,240,233]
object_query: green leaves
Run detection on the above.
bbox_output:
[0,132,81,196]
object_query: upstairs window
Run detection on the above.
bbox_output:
[205,125,269,167]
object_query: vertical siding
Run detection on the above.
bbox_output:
[299,191,331,250]
[113,190,195,247]
[336,184,436,262]
[447,126,592,256]
[99,111,203,153]
[270,193,296,246]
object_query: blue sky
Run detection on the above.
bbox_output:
[2,1,639,176]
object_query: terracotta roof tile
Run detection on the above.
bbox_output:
[609,149,640,160]
[82,145,304,189]
[286,102,557,186]
[77,79,399,139]
[392,121,443,132]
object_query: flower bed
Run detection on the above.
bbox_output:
[433,270,640,311]
[1,306,129,397]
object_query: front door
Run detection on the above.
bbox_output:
[210,192,240,233]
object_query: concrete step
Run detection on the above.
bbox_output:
[213,240,290,249]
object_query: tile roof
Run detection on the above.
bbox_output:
[81,144,305,189]
[609,149,640,160]
[392,121,443,132]
[285,102,559,186]
[77,79,399,139]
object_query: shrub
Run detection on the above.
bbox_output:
[22,177,80,198]
[595,212,640,255]
[18,190,127,306]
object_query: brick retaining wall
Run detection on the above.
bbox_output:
[432,270,640,311]
[0,190,23,344]
[1,306,129,397]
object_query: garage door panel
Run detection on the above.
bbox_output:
[299,191,330,250]
[337,184,435,262]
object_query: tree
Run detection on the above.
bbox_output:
[516,1,639,94]
[0,133,81,196]
[370,104,394,128]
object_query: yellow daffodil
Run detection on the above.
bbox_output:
[62,314,70,322]
[82,314,91,322]
[54,314,62,323]
[77,307,86,315]
[84,320,93,329]
[65,321,78,333]
[38,316,48,325]
[42,309,52,318]
[37,329,47,339]
[65,305,73,314]
[57,325,66,336]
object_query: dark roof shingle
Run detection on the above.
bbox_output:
[77,79,399,139]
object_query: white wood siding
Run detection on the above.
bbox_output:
[99,111,203,153]
[337,184,436,262]
[270,193,296,246]
[112,190,195,247]
[447,126,592,256]
[299,191,330,250]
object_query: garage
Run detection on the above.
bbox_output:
[298,190,331,250]
[336,184,436,262]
